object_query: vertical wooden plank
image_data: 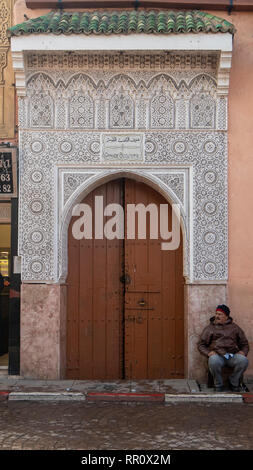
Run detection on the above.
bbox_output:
[124,178,184,380]
[66,217,80,378]
[133,312,148,379]
[79,244,93,377]
[175,233,184,377]
[67,179,124,380]
[105,180,124,378]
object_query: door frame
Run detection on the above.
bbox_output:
[59,167,190,283]
[64,169,189,379]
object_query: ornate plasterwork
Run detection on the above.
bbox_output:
[19,127,227,283]
[0,0,16,139]
[0,0,10,84]
[16,52,228,284]
[21,71,226,131]
[26,52,219,74]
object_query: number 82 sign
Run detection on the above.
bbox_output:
[0,148,17,199]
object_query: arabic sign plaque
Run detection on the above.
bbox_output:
[102,134,144,162]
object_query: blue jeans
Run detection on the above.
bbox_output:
[208,353,248,388]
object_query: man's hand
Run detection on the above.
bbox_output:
[238,351,245,356]
[208,351,216,357]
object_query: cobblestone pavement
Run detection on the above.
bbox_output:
[0,401,253,450]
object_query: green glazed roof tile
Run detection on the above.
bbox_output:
[8,10,235,37]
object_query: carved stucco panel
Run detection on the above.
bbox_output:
[17,55,228,283]
[19,128,227,283]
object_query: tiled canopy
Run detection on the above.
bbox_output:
[8,10,235,36]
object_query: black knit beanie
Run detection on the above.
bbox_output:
[216,304,230,316]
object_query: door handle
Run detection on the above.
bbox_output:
[120,274,131,284]
[136,316,143,324]
[138,298,147,306]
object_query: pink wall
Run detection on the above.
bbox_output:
[216,11,253,377]
[13,2,253,378]
[20,284,66,379]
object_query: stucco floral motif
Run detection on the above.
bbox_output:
[109,89,134,128]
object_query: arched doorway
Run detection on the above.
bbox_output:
[66,178,184,380]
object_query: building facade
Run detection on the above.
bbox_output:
[0,0,19,374]
[6,1,253,381]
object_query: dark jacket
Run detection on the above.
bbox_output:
[198,316,249,358]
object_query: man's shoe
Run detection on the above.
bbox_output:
[214,386,224,392]
[229,384,241,392]
[228,380,241,392]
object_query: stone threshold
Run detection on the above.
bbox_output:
[4,390,248,403]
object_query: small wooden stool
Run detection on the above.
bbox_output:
[207,365,248,391]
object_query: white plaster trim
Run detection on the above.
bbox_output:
[188,165,194,282]
[186,280,228,285]
[217,51,233,96]
[11,33,232,52]
[11,51,26,96]
[10,33,233,96]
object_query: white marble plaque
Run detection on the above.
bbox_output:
[102,134,144,162]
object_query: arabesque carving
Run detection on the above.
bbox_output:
[17,52,228,284]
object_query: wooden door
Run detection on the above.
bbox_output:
[66,179,124,379]
[66,178,184,380]
[124,179,184,379]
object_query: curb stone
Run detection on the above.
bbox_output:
[165,393,243,403]
[4,391,248,403]
[8,392,86,401]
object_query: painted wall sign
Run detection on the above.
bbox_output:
[102,134,144,162]
[0,148,17,199]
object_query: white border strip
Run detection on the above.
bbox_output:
[11,32,233,52]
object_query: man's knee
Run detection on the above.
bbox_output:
[234,354,249,368]
[208,354,223,368]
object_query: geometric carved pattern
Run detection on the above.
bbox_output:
[26,52,219,72]
[18,53,228,283]
[190,92,215,128]
[154,173,184,205]
[63,173,96,205]
[30,91,54,128]
[69,91,94,128]
[19,129,227,283]
[150,90,174,128]
[24,71,221,131]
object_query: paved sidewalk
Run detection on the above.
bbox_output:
[0,376,253,403]
[0,377,196,392]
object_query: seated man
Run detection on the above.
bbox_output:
[198,304,249,392]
